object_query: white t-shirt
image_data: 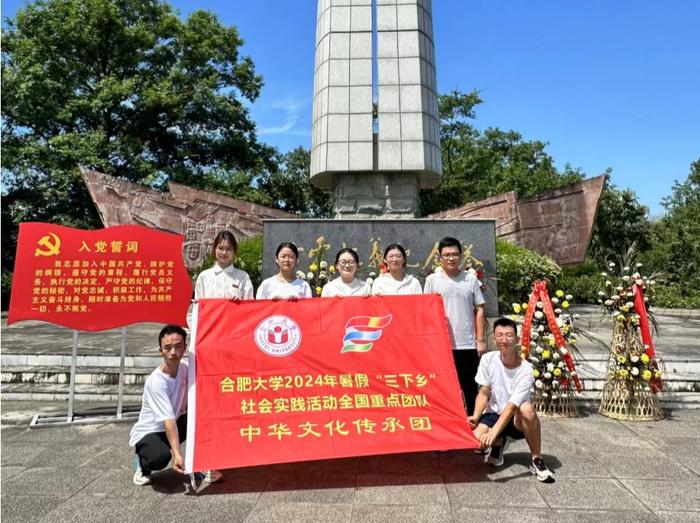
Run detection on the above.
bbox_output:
[371,273,422,295]
[321,277,370,297]
[424,270,485,350]
[129,362,188,446]
[194,264,254,300]
[475,351,534,415]
[256,276,313,299]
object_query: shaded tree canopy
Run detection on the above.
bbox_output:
[2,0,274,269]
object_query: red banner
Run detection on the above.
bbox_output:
[8,223,192,331]
[186,295,478,472]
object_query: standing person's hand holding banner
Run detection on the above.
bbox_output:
[186,294,479,473]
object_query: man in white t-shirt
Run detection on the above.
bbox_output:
[129,325,222,486]
[470,317,555,483]
[424,237,485,415]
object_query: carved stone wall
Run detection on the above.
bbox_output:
[430,176,606,266]
[81,168,293,269]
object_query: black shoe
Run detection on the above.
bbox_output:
[529,457,555,483]
[486,437,509,467]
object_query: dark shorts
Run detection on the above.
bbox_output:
[478,412,525,440]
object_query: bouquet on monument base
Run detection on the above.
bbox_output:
[597,254,663,420]
[514,281,582,417]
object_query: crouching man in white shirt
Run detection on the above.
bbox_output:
[129,325,222,486]
[470,318,555,483]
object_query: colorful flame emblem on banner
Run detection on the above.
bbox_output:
[341,315,393,353]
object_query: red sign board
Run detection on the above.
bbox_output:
[8,222,192,331]
[187,295,478,472]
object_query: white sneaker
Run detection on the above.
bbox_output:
[203,470,223,483]
[133,467,151,486]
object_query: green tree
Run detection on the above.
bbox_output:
[588,176,651,267]
[1,0,273,270]
[420,89,583,215]
[643,159,700,289]
[259,147,332,218]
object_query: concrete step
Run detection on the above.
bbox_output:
[1,382,144,402]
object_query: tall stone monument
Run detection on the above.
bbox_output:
[310,0,441,218]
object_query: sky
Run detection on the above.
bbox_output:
[3,1,699,216]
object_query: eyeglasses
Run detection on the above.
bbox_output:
[338,260,357,267]
[440,253,461,259]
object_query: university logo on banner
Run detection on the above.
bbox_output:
[254,315,302,357]
[8,222,192,331]
[185,295,479,473]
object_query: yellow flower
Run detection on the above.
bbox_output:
[329,265,336,274]
[533,370,540,378]
[522,303,528,310]
[315,286,322,295]
[542,350,551,360]
[548,338,556,347]
[553,368,562,377]
[654,370,662,379]
[562,300,570,309]
[640,354,650,364]
[556,290,565,298]
[512,303,522,314]
[309,263,318,272]
[617,356,627,365]
[642,370,652,381]
[619,369,629,378]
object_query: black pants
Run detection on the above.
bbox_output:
[452,350,479,416]
[135,413,187,475]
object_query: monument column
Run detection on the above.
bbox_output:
[310,0,441,219]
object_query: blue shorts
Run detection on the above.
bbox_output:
[478,412,525,440]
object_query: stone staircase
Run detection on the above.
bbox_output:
[2,308,699,407]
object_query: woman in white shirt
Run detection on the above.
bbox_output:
[194,231,254,300]
[256,242,313,300]
[321,248,371,297]
[371,243,423,295]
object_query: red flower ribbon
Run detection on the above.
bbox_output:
[633,284,662,393]
[521,280,582,392]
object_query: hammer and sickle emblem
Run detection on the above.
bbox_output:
[34,233,62,257]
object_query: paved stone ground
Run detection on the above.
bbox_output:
[2,400,699,522]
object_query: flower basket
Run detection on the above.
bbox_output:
[596,257,663,421]
[599,321,663,421]
[517,281,581,418]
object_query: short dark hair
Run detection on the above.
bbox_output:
[211,230,238,257]
[438,237,462,254]
[493,317,518,334]
[275,242,299,258]
[158,324,187,348]
[335,247,359,265]
[383,243,407,267]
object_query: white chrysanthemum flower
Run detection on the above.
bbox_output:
[546,363,555,372]
[601,272,608,277]
[530,341,538,348]
[534,311,544,319]
[557,361,565,368]
[553,352,561,361]
[609,262,616,267]
[554,308,562,314]
[623,266,630,272]
[636,262,643,268]
[604,299,613,306]
[566,294,573,301]
[530,356,540,364]
[630,355,640,363]
[622,275,630,282]
[366,277,374,285]
[296,271,306,280]
[626,301,634,308]
[537,325,545,332]
[535,380,543,389]
[631,367,640,376]
[531,331,540,340]
[551,297,559,304]
[535,346,544,354]
[306,272,314,280]
[320,261,328,269]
